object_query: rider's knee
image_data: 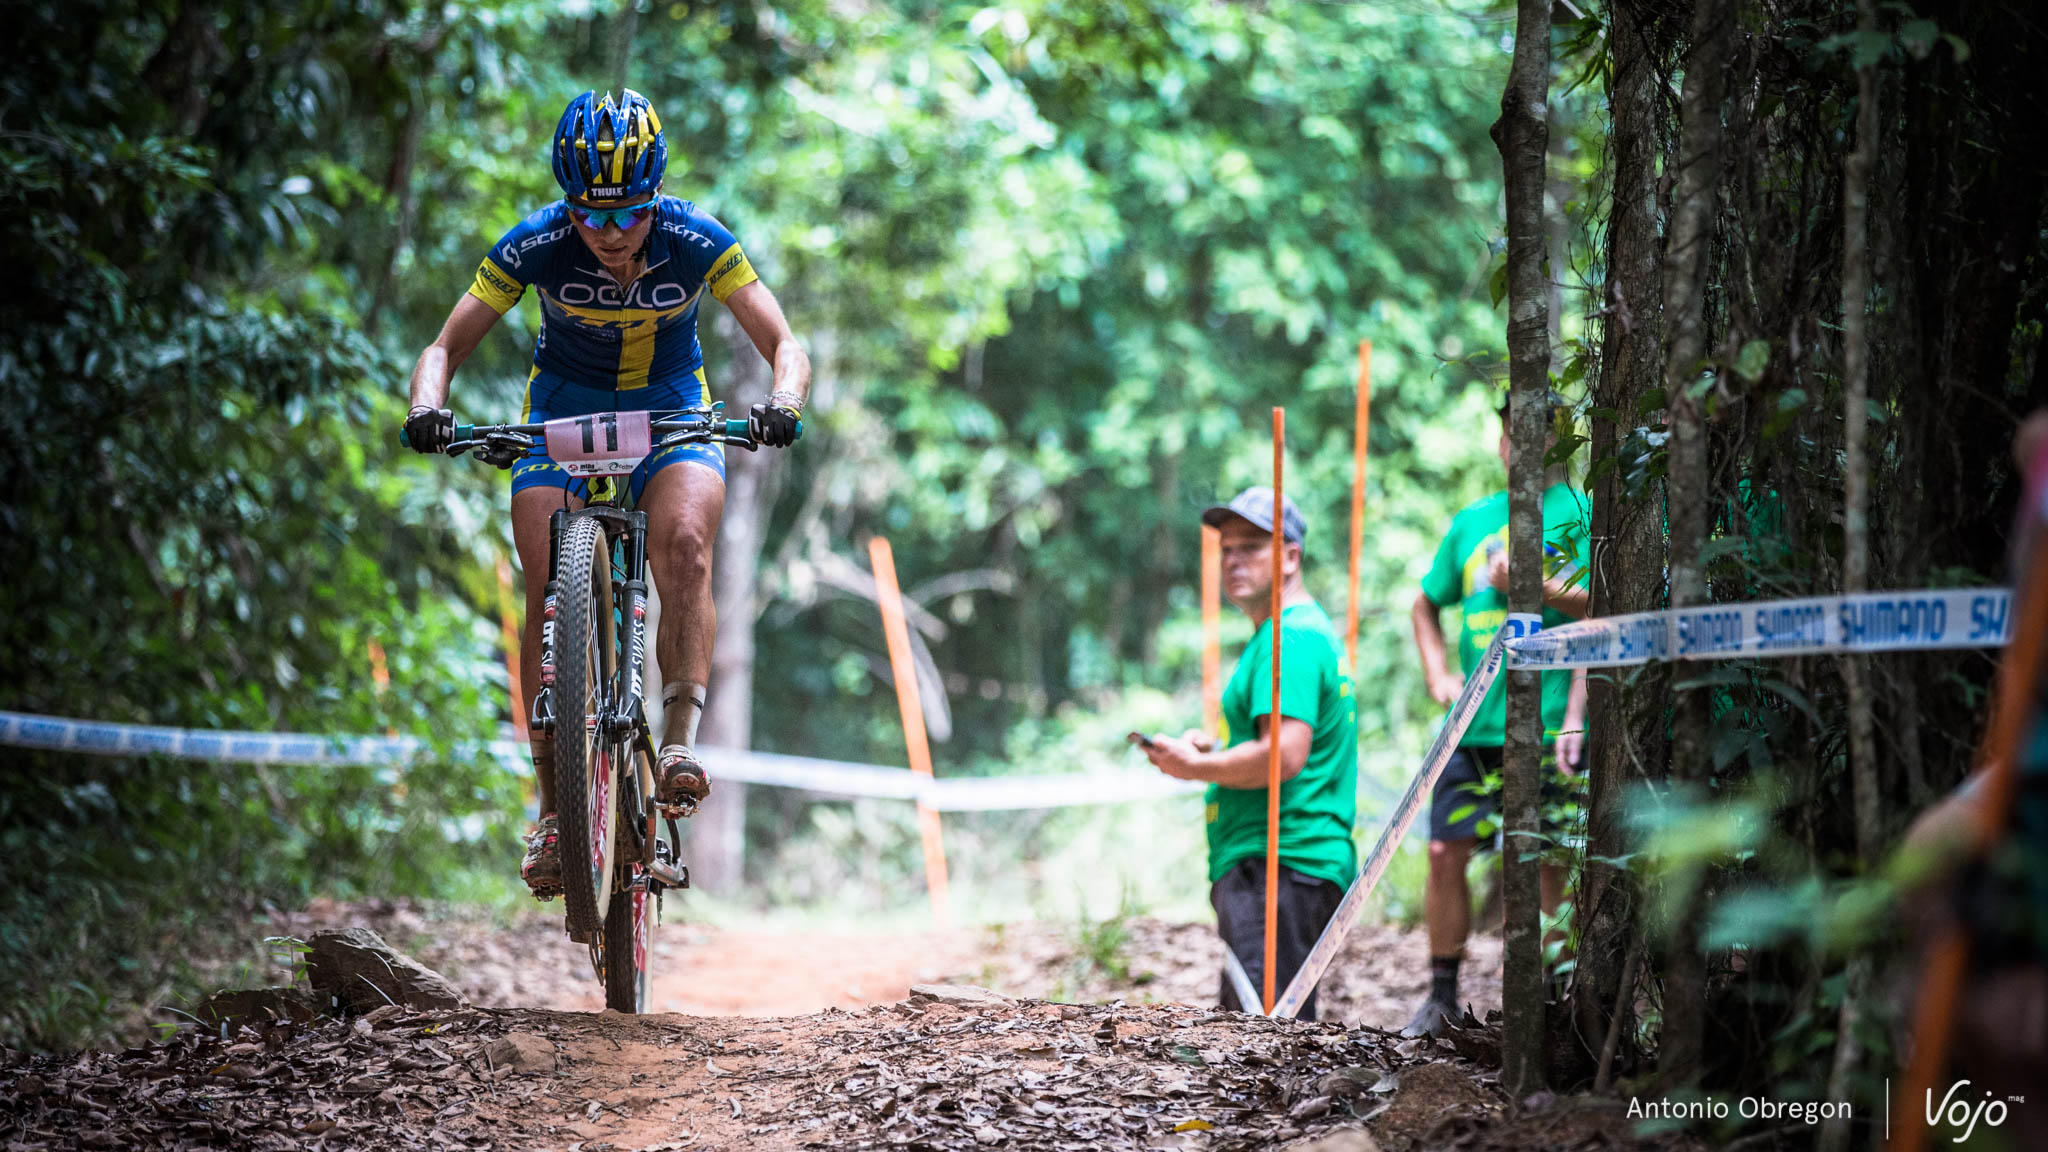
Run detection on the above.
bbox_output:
[657,522,715,586]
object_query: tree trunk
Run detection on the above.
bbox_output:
[1820,4,1880,1146]
[690,309,780,891]
[1570,0,1668,1086]
[1490,0,1551,1097]
[1838,0,1883,875]
[1658,0,1733,1087]
[367,68,433,339]
[609,2,639,96]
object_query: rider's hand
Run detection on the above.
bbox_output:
[749,390,803,448]
[1485,545,1509,593]
[1428,670,1466,706]
[1144,734,1208,781]
[405,405,455,454]
[1554,726,1584,776]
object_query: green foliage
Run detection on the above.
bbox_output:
[2,0,1530,1047]
[1070,892,1139,985]
[0,0,525,1049]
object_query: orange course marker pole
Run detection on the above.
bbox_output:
[1345,340,1372,678]
[1264,407,1286,1014]
[869,536,952,928]
[1202,525,1222,739]
[367,638,397,739]
[1890,524,2048,1152]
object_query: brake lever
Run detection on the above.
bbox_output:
[478,432,532,470]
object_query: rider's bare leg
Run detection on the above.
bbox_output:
[512,486,584,815]
[640,461,726,751]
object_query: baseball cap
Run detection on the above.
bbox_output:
[1202,486,1307,544]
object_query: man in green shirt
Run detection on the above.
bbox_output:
[1405,400,1590,1036]
[1142,487,1358,1019]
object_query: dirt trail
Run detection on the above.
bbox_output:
[0,995,1698,1152]
[269,900,1505,1030]
[7,904,1690,1151]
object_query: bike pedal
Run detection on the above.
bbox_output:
[658,799,699,820]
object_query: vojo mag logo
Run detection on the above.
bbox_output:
[1925,1081,2022,1143]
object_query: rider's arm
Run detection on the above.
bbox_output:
[1413,592,1462,705]
[723,281,812,408]
[1544,570,1590,619]
[1147,715,1313,789]
[408,294,503,412]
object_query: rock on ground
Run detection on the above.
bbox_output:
[909,983,1014,1007]
[481,1031,557,1075]
[305,926,465,1014]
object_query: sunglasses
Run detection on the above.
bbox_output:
[567,202,656,230]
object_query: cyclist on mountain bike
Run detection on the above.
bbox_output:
[402,89,809,900]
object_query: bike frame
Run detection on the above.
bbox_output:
[532,497,686,894]
[408,405,792,1004]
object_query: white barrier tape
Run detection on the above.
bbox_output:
[0,711,448,766]
[1269,618,1522,1019]
[701,745,1205,812]
[1273,585,2015,1018]
[1505,587,2012,670]
[1221,940,1262,1014]
[0,711,1202,813]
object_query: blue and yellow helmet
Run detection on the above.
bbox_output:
[552,89,666,201]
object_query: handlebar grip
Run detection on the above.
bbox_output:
[721,418,804,442]
[399,423,474,450]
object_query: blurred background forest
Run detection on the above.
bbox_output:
[1,0,1525,1049]
[6,0,2047,1126]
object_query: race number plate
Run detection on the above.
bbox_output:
[543,411,653,476]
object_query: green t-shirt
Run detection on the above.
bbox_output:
[1207,601,1359,889]
[1419,483,1591,748]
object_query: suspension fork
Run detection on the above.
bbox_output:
[611,512,661,864]
[606,510,652,741]
[529,507,568,737]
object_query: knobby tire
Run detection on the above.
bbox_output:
[603,870,656,1012]
[602,741,658,1012]
[553,514,620,939]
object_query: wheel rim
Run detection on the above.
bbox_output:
[633,880,654,1011]
[580,585,617,915]
[586,735,613,906]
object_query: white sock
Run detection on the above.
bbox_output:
[661,683,706,747]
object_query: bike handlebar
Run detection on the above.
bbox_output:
[399,410,801,455]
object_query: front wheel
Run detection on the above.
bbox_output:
[553,514,621,938]
[602,869,658,1012]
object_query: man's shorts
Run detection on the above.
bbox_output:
[1211,857,1344,1021]
[1427,745,1575,842]
[510,367,726,504]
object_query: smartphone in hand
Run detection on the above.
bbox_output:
[1126,731,1157,750]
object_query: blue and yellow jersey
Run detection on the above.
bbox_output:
[466,196,760,390]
